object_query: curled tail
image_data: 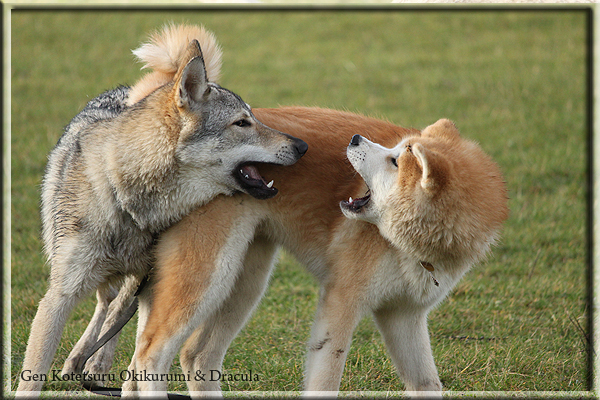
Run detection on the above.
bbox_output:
[127,23,222,105]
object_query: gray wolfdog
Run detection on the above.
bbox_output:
[16,25,307,394]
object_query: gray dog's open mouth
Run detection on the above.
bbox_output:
[234,163,277,200]
[340,189,371,213]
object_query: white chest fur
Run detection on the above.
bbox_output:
[365,250,468,312]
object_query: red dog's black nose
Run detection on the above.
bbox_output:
[350,134,362,146]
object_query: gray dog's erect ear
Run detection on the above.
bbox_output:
[175,40,209,109]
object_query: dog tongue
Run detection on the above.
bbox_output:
[241,165,264,182]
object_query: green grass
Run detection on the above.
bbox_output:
[10,9,590,396]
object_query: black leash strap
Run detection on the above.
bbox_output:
[78,275,149,397]
[78,297,139,395]
[77,276,149,374]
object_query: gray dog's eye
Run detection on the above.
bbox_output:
[233,119,251,127]
[390,157,398,168]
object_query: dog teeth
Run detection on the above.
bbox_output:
[349,197,353,203]
[267,180,274,188]
[239,169,251,180]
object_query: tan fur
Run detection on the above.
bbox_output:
[127,24,222,105]
[142,200,243,352]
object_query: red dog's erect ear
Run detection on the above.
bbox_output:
[421,118,461,142]
[412,143,451,194]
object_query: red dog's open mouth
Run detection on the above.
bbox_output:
[340,189,371,213]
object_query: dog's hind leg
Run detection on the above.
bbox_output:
[373,306,442,395]
[122,196,262,397]
[180,236,277,397]
[121,277,154,396]
[125,269,233,398]
[82,275,144,383]
[61,282,119,376]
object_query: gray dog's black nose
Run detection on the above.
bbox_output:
[350,134,362,146]
[295,139,308,156]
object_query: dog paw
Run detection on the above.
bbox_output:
[61,355,84,375]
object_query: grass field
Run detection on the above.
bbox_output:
[9,8,591,396]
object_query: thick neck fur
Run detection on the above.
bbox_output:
[382,199,498,272]
[89,86,199,233]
